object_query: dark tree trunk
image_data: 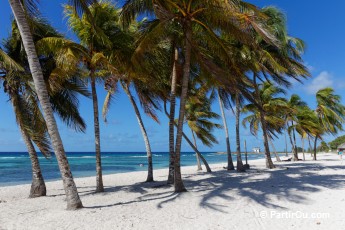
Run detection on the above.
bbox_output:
[191,130,202,171]
[291,121,299,161]
[218,91,234,170]
[235,95,245,172]
[122,82,153,182]
[313,136,318,160]
[9,0,82,209]
[91,75,104,192]
[302,137,305,161]
[167,48,178,184]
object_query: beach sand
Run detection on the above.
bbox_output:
[1,153,345,230]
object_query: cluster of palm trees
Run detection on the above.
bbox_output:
[1,0,345,210]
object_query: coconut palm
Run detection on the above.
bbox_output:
[184,84,221,171]
[313,88,345,160]
[1,18,88,198]
[7,0,98,210]
[242,82,288,168]
[39,2,126,192]
[285,94,307,161]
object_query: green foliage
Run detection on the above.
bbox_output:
[328,135,345,150]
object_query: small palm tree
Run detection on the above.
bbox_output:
[242,82,288,168]
[185,85,221,171]
[313,88,345,160]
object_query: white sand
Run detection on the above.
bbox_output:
[1,153,345,230]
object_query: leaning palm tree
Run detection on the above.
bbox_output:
[285,94,307,161]
[185,84,221,171]
[242,82,288,168]
[7,0,98,210]
[1,18,88,198]
[313,88,345,160]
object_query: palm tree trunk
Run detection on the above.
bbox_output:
[268,137,281,162]
[284,131,288,157]
[20,128,47,198]
[91,75,104,192]
[191,130,202,171]
[291,121,299,161]
[9,0,82,209]
[164,103,212,173]
[167,48,178,184]
[10,92,46,197]
[313,136,318,160]
[174,22,193,192]
[260,112,275,168]
[308,136,313,157]
[235,95,245,172]
[217,91,234,170]
[253,75,274,169]
[288,131,295,156]
[302,136,305,161]
[122,82,153,182]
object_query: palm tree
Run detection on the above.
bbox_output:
[1,18,88,198]
[242,82,288,168]
[7,0,98,210]
[285,94,307,161]
[233,93,246,171]
[184,85,221,171]
[313,88,345,160]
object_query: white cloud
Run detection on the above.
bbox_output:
[306,71,333,94]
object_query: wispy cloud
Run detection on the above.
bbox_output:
[306,71,333,94]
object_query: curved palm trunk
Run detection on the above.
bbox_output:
[122,83,153,182]
[260,111,275,168]
[268,137,281,162]
[235,95,245,172]
[308,136,313,157]
[9,0,82,209]
[11,92,46,197]
[253,75,274,169]
[217,92,234,170]
[173,22,194,193]
[288,131,295,156]
[164,103,211,173]
[284,131,288,157]
[167,48,178,184]
[91,76,104,192]
[313,136,318,160]
[21,128,47,198]
[302,136,305,161]
[291,121,299,161]
[191,130,202,171]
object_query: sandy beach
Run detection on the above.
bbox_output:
[1,153,344,230]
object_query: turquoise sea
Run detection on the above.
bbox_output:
[0,152,267,186]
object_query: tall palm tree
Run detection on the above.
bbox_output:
[1,18,88,198]
[313,88,345,160]
[7,0,98,210]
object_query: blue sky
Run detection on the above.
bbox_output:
[1,0,345,152]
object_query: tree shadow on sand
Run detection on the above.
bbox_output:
[81,159,345,213]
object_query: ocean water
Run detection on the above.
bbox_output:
[0,152,267,186]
